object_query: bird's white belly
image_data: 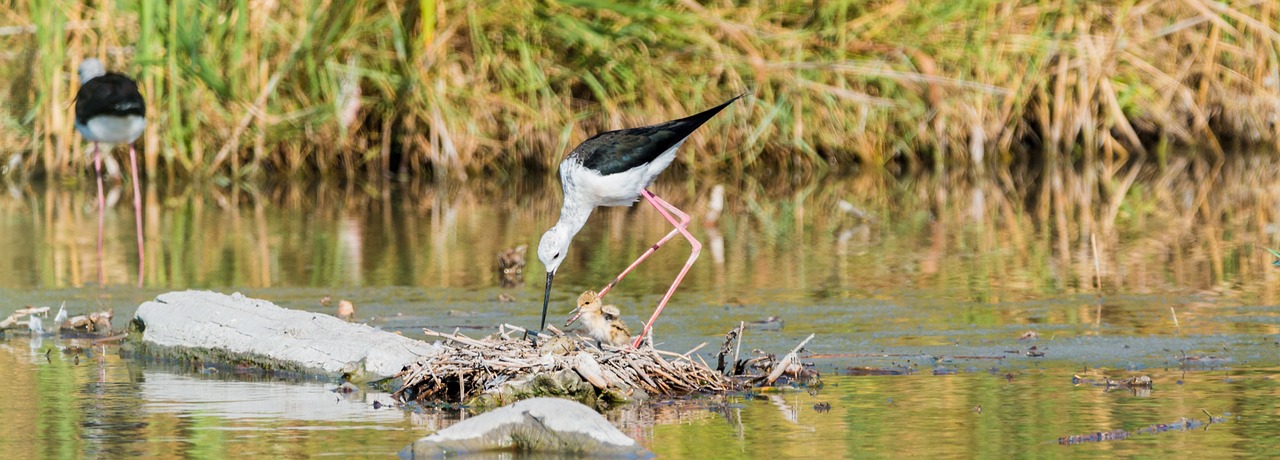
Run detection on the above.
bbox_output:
[571,142,682,207]
[77,115,145,144]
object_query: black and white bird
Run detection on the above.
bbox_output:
[537,93,744,348]
[74,58,146,286]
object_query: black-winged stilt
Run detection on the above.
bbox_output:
[537,93,744,348]
[74,58,146,287]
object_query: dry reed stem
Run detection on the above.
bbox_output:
[3,1,1279,178]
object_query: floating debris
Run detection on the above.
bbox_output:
[54,304,68,325]
[1018,330,1039,340]
[813,402,832,413]
[1127,375,1153,387]
[715,322,744,374]
[1071,374,1154,393]
[763,333,817,386]
[497,245,527,288]
[0,305,50,332]
[1026,346,1045,357]
[842,366,913,376]
[1059,416,1224,445]
[2,303,118,338]
[714,323,819,386]
[60,309,114,336]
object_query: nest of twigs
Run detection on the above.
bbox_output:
[391,322,822,410]
[391,325,734,407]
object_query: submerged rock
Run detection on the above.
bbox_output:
[399,397,651,458]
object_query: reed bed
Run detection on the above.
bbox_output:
[1,1,1278,179]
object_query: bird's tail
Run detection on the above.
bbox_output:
[672,91,749,127]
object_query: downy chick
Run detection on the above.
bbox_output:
[565,290,632,348]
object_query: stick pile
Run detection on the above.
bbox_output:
[392,325,731,405]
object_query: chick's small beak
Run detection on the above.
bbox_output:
[565,307,583,326]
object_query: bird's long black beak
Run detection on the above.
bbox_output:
[539,271,555,331]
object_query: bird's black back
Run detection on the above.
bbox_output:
[571,93,744,176]
[75,73,145,124]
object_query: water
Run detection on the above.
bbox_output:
[2,156,1280,457]
[2,342,1276,458]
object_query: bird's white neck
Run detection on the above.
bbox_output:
[553,191,594,242]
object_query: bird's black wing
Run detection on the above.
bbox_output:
[75,73,145,124]
[572,93,743,176]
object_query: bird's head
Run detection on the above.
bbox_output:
[535,225,572,332]
[537,226,570,275]
[78,58,106,83]
[566,290,602,326]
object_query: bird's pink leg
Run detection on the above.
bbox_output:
[631,189,701,348]
[597,215,688,298]
[93,142,104,286]
[128,143,144,287]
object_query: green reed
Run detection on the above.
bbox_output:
[0,0,1277,180]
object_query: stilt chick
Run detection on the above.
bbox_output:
[565,290,632,348]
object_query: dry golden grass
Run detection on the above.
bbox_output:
[0,1,1277,179]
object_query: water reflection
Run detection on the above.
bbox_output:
[3,150,1280,457]
[2,155,1278,307]
[3,337,1275,458]
[140,372,402,423]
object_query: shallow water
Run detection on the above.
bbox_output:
[2,157,1280,457]
[2,338,1276,458]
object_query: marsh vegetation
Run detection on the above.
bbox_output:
[2,1,1278,180]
